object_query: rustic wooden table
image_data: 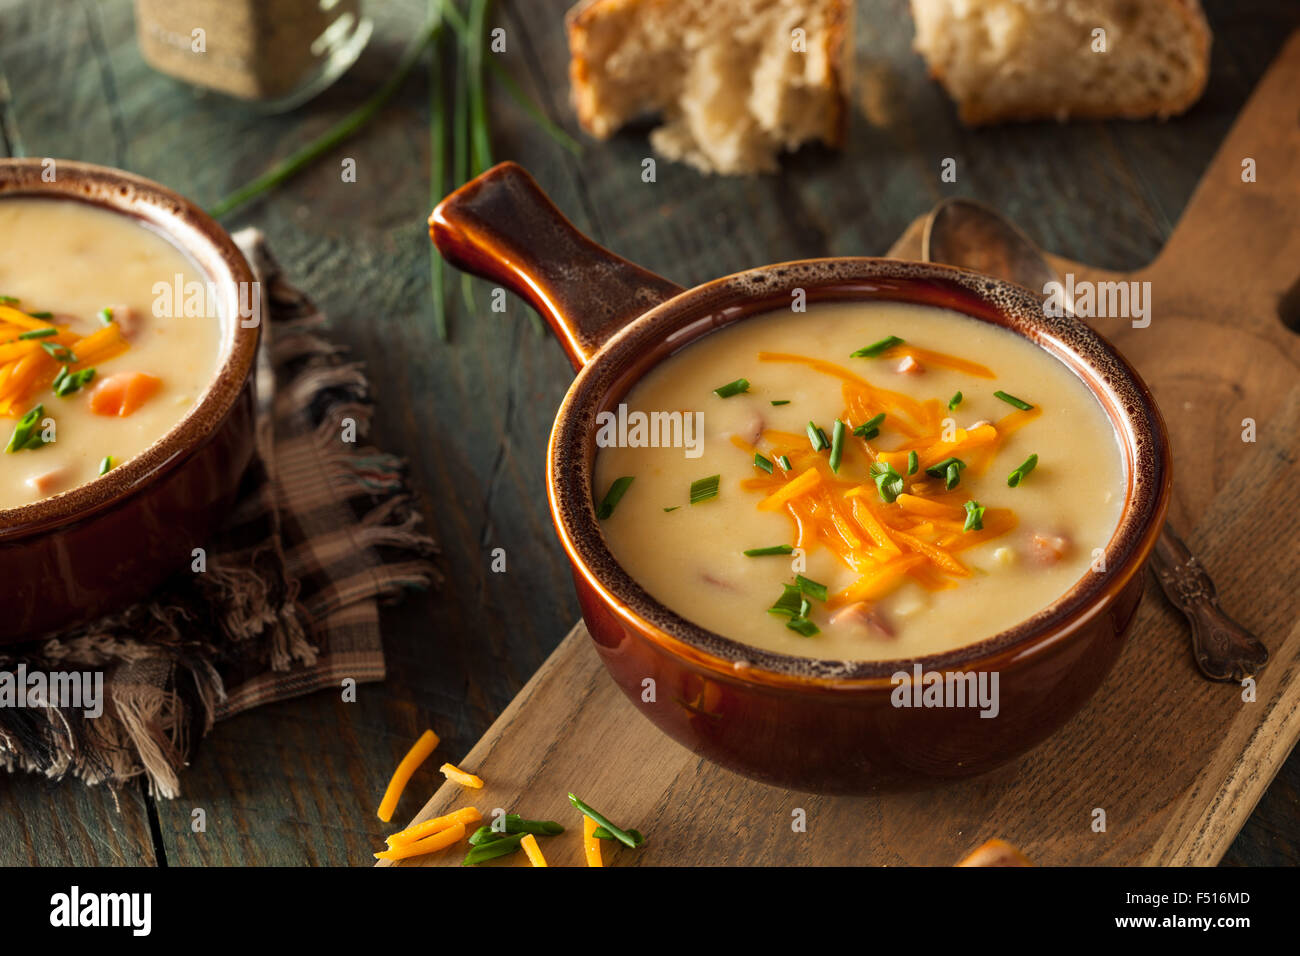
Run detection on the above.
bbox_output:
[1,0,1296,866]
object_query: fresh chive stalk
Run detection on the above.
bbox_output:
[596,476,634,519]
[462,832,527,865]
[17,327,56,340]
[568,793,644,848]
[592,825,646,842]
[828,419,846,472]
[26,311,52,319]
[806,421,829,451]
[851,335,904,358]
[769,399,790,406]
[1007,454,1039,487]
[994,390,1034,411]
[713,378,750,398]
[505,814,564,836]
[744,544,794,557]
[689,474,720,504]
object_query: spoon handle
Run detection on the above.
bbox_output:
[1150,523,1269,682]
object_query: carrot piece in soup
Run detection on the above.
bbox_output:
[89,372,162,417]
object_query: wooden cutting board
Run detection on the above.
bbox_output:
[383,32,1300,867]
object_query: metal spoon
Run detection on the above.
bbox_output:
[921,197,1268,682]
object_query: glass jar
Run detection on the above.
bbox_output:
[134,0,373,112]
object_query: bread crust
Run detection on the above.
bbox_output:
[566,0,852,150]
[914,0,1212,126]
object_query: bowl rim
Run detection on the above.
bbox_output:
[547,257,1172,686]
[0,159,259,537]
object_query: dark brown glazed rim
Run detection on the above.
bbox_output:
[549,259,1173,684]
[0,159,258,538]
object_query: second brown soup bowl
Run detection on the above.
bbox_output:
[431,162,1172,794]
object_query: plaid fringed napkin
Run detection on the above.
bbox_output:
[0,229,437,797]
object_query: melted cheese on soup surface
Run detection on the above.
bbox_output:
[0,199,223,510]
[594,301,1125,661]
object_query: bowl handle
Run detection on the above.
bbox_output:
[430,162,684,369]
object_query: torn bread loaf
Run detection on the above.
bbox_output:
[910,0,1211,125]
[567,0,853,175]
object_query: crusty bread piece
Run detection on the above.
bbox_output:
[910,0,1211,125]
[567,0,853,175]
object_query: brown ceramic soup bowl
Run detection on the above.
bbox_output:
[0,160,259,644]
[432,163,1172,793]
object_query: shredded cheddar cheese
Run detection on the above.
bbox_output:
[386,806,482,848]
[377,729,440,822]
[373,822,467,861]
[440,762,485,789]
[583,815,603,867]
[0,308,129,416]
[520,833,548,867]
[743,356,1025,609]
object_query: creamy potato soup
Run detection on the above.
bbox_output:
[0,199,223,509]
[594,300,1126,661]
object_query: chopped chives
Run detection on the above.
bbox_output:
[689,474,720,504]
[806,421,829,451]
[907,450,919,475]
[870,461,903,503]
[926,456,966,489]
[1007,453,1039,487]
[828,419,846,473]
[663,506,680,512]
[786,616,820,637]
[99,456,114,475]
[768,584,804,618]
[777,455,792,471]
[795,574,829,602]
[504,814,565,836]
[963,499,985,532]
[994,390,1034,411]
[26,310,52,319]
[17,327,56,340]
[4,404,47,453]
[0,295,17,304]
[713,377,750,398]
[754,453,774,474]
[98,307,114,325]
[596,475,635,519]
[744,544,794,557]
[853,412,885,440]
[769,399,790,406]
[851,335,904,358]
[40,341,75,362]
[53,366,95,398]
[944,462,962,490]
[948,390,963,410]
